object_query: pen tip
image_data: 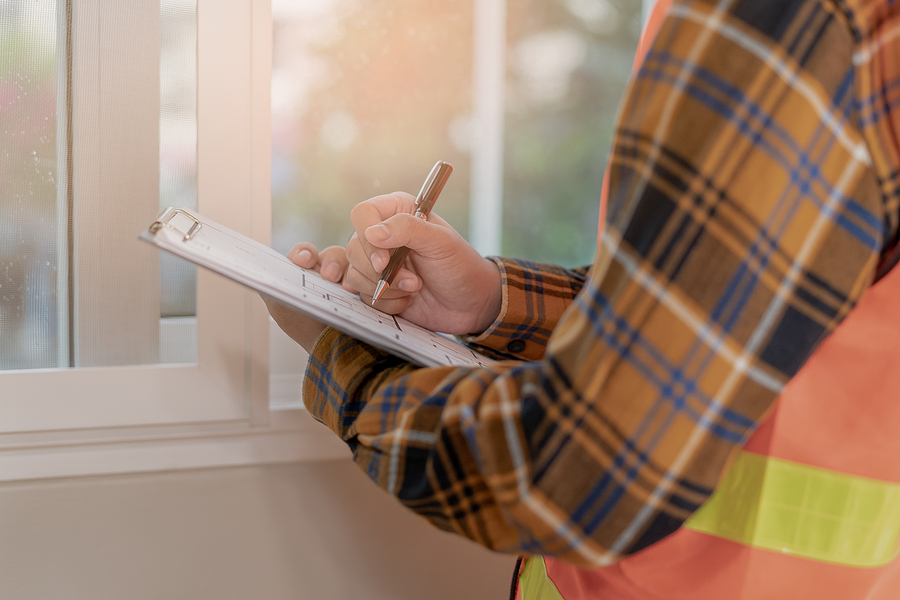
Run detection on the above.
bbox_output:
[372,281,388,306]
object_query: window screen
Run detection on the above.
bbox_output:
[0,0,61,370]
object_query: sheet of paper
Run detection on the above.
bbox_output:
[140,208,497,368]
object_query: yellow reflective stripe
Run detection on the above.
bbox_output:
[685,451,900,567]
[519,557,565,600]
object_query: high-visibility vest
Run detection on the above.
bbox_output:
[518,1,900,598]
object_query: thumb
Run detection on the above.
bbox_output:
[364,213,459,258]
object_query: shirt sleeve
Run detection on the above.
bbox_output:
[302,0,895,567]
[459,257,590,362]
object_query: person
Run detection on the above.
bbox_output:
[264,0,900,598]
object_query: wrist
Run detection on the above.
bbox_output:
[470,257,502,334]
[263,294,328,353]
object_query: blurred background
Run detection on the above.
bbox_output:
[0,0,640,371]
[270,0,640,263]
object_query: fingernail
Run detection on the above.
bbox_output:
[398,278,416,292]
[371,252,386,272]
[321,262,341,281]
[296,249,312,264]
[366,224,391,244]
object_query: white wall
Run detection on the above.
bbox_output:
[0,459,516,600]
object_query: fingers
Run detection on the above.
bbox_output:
[345,232,420,295]
[350,192,418,233]
[283,234,415,317]
[363,213,458,260]
[350,193,418,274]
[344,261,420,297]
[318,245,349,283]
[286,242,349,284]
[287,242,320,269]
[355,290,414,315]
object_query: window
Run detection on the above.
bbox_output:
[1,0,200,371]
[0,0,347,482]
[1,0,646,480]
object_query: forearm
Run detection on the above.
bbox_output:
[305,328,576,558]
[304,264,781,567]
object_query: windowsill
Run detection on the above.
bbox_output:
[0,407,348,482]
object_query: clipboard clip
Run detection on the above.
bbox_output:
[148,207,202,241]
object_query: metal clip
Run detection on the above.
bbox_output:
[148,207,202,241]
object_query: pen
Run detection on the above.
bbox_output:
[372,160,453,305]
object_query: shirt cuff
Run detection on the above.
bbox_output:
[461,257,583,362]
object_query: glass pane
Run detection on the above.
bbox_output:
[160,0,197,320]
[159,0,198,364]
[0,0,61,370]
[271,0,474,255]
[503,0,640,265]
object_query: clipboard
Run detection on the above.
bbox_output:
[140,207,497,368]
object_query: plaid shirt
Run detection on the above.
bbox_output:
[303,0,900,567]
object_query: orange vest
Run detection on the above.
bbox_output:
[518,1,900,598]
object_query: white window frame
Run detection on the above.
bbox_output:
[0,0,346,482]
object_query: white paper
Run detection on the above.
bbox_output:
[140,208,497,368]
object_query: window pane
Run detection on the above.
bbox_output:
[1,1,199,371]
[0,0,61,370]
[271,0,474,255]
[159,0,198,365]
[502,0,640,266]
[160,0,197,321]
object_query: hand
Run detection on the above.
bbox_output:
[344,192,501,335]
[285,242,349,284]
[262,243,349,353]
